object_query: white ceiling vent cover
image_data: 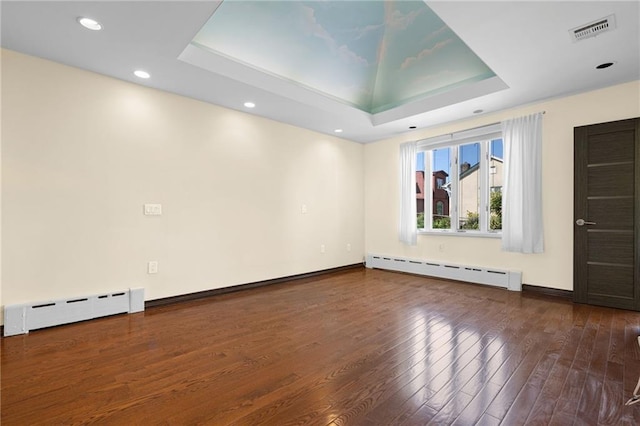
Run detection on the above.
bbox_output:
[570,14,616,42]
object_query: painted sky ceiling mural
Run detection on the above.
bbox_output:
[191,0,496,115]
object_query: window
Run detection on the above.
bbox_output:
[458,142,481,230]
[415,124,503,235]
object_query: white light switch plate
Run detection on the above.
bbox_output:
[144,204,162,216]
[148,261,158,274]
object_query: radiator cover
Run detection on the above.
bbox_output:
[3,288,145,337]
[366,254,522,291]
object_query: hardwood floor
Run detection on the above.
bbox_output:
[2,268,640,425]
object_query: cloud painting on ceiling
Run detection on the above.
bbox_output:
[191,0,496,114]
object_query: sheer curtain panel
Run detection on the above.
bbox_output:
[399,141,417,245]
[501,112,544,253]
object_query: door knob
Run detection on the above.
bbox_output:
[576,219,596,226]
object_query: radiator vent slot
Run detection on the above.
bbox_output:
[33,303,55,309]
[570,15,615,42]
[4,288,145,337]
[366,254,522,291]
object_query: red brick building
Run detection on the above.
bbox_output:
[416,170,449,216]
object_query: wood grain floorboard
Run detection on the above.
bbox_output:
[548,308,602,423]
[524,309,592,425]
[622,312,640,425]
[573,308,613,425]
[328,288,509,424]
[363,310,508,425]
[2,268,640,425]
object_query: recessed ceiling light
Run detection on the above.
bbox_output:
[473,109,484,114]
[244,102,256,108]
[596,62,614,69]
[77,17,102,31]
[409,126,417,129]
[334,129,343,133]
[134,70,150,79]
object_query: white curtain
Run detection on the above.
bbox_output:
[399,141,417,245]
[501,112,544,253]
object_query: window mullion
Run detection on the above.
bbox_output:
[452,147,459,232]
[479,141,489,233]
[425,150,433,231]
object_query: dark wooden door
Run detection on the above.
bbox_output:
[574,118,640,310]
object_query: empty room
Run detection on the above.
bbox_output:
[1,1,640,425]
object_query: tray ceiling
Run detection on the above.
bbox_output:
[188,1,499,115]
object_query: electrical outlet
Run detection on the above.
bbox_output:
[301,204,308,214]
[320,244,325,254]
[144,204,162,216]
[148,261,159,274]
[347,243,351,252]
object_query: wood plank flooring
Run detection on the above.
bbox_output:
[2,268,640,425]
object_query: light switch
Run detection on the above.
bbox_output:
[148,261,158,274]
[301,204,308,214]
[144,204,162,216]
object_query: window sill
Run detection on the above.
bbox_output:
[418,230,502,239]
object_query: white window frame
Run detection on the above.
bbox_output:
[417,123,502,237]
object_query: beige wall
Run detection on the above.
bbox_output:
[1,49,365,321]
[365,80,640,290]
[2,48,639,327]
[0,48,3,322]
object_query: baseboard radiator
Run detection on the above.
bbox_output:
[366,254,522,291]
[3,288,145,337]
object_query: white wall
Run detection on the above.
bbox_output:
[365,80,640,290]
[1,49,365,321]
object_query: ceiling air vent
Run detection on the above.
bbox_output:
[570,14,616,42]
